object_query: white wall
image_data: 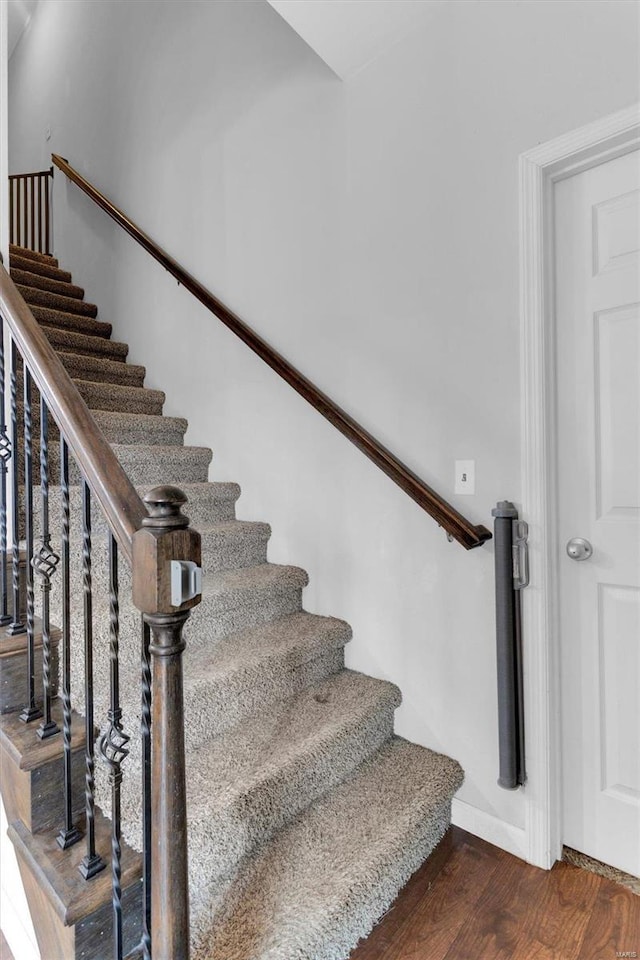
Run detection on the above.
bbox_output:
[7,0,639,859]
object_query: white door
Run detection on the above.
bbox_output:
[556,148,640,877]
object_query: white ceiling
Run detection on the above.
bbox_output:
[267,0,442,79]
[7,0,39,58]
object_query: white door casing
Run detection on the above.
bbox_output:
[556,150,640,876]
[520,105,640,871]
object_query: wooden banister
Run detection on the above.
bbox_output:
[0,262,146,562]
[52,153,491,550]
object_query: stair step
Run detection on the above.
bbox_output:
[9,244,58,266]
[74,378,164,415]
[199,520,271,573]
[0,618,59,716]
[30,305,112,339]
[57,351,145,387]
[8,814,142,929]
[16,283,98,319]
[9,253,72,284]
[137,481,241,524]
[18,378,164,424]
[10,267,84,300]
[191,738,463,960]
[43,325,128,362]
[183,611,352,741]
[0,700,86,835]
[109,443,212,485]
[189,563,308,646]
[37,482,240,541]
[92,410,187,445]
[172,671,401,888]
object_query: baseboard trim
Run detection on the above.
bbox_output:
[451,798,529,862]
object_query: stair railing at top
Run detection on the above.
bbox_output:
[51,153,492,551]
[8,168,54,254]
[0,257,198,958]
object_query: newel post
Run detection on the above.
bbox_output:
[132,486,202,960]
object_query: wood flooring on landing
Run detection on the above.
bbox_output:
[350,826,640,960]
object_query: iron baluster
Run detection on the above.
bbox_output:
[19,367,42,723]
[0,321,12,626]
[57,438,82,849]
[79,481,106,880]
[98,535,130,960]
[35,399,60,739]
[7,340,24,636]
[141,617,152,960]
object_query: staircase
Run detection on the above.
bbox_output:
[1,242,464,959]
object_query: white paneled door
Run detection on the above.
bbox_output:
[556,148,640,876]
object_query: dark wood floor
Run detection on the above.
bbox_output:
[2,828,638,959]
[350,826,640,960]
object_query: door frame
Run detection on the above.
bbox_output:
[519,103,640,870]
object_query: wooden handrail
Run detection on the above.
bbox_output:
[0,262,147,563]
[52,153,491,550]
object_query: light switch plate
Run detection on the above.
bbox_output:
[455,459,475,495]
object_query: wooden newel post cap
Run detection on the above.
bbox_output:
[132,486,201,616]
[142,485,190,530]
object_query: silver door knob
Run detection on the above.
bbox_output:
[566,537,593,561]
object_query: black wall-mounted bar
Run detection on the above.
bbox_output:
[492,500,528,789]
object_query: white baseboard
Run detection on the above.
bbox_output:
[451,798,530,863]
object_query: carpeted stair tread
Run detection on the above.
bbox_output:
[9,244,57,265]
[191,737,463,960]
[92,410,187,445]
[109,443,212,485]
[201,563,308,610]
[71,378,164,415]
[182,612,352,738]
[176,671,401,886]
[56,351,146,387]
[20,377,164,418]
[16,283,98,318]
[30,304,112,338]
[199,520,271,573]
[9,243,58,266]
[9,253,72,284]
[43,325,128,361]
[10,267,84,300]
[186,564,307,645]
[139,481,241,523]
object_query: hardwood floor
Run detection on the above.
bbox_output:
[350,827,640,960]
[0,930,15,960]
[2,829,638,959]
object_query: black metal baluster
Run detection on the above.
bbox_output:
[79,481,105,880]
[99,535,130,960]
[57,438,82,849]
[19,368,42,723]
[7,341,24,637]
[0,322,12,627]
[141,617,152,960]
[35,400,60,739]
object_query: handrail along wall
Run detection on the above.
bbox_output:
[0,259,200,959]
[51,154,491,551]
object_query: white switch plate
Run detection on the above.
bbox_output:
[455,459,475,495]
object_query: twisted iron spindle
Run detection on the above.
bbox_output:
[141,617,152,960]
[35,400,60,739]
[19,368,42,723]
[99,535,130,960]
[7,340,24,636]
[79,481,106,880]
[57,439,82,849]
[0,322,12,626]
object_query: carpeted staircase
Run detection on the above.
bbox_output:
[8,242,464,960]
